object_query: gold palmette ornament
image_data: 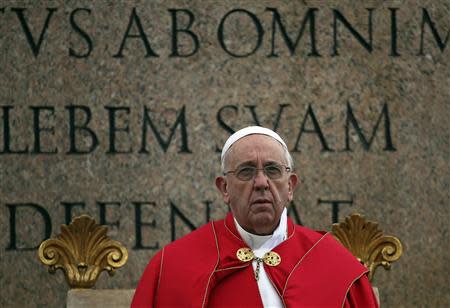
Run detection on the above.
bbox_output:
[331,213,403,282]
[38,215,128,288]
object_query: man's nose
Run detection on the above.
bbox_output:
[253,169,269,190]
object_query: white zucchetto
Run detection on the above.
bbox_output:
[221,126,288,165]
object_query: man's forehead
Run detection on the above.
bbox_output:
[227,135,285,162]
[233,134,284,148]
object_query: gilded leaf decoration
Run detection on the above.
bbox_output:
[38,215,128,288]
[332,213,403,281]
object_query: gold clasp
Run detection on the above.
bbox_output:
[236,248,281,281]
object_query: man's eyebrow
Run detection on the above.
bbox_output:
[263,160,281,166]
[235,160,281,168]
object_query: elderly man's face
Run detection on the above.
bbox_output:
[216,135,298,235]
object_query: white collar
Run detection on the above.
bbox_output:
[234,208,287,256]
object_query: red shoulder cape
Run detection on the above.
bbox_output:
[132,213,376,307]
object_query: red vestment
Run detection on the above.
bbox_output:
[132,213,379,307]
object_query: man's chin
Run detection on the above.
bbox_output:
[251,213,277,235]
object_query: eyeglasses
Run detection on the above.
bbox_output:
[224,164,291,181]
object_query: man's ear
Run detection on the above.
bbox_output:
[287,173,298,202]
[215,176,230,204]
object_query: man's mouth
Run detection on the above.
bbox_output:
[250,199,273,214]
[252,199,272,205]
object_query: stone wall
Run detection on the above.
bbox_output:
[0,1,448,307]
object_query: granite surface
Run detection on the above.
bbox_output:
[66,289,134,308]
[0,1,449,307]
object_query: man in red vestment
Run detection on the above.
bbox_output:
[132,126,379,307]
